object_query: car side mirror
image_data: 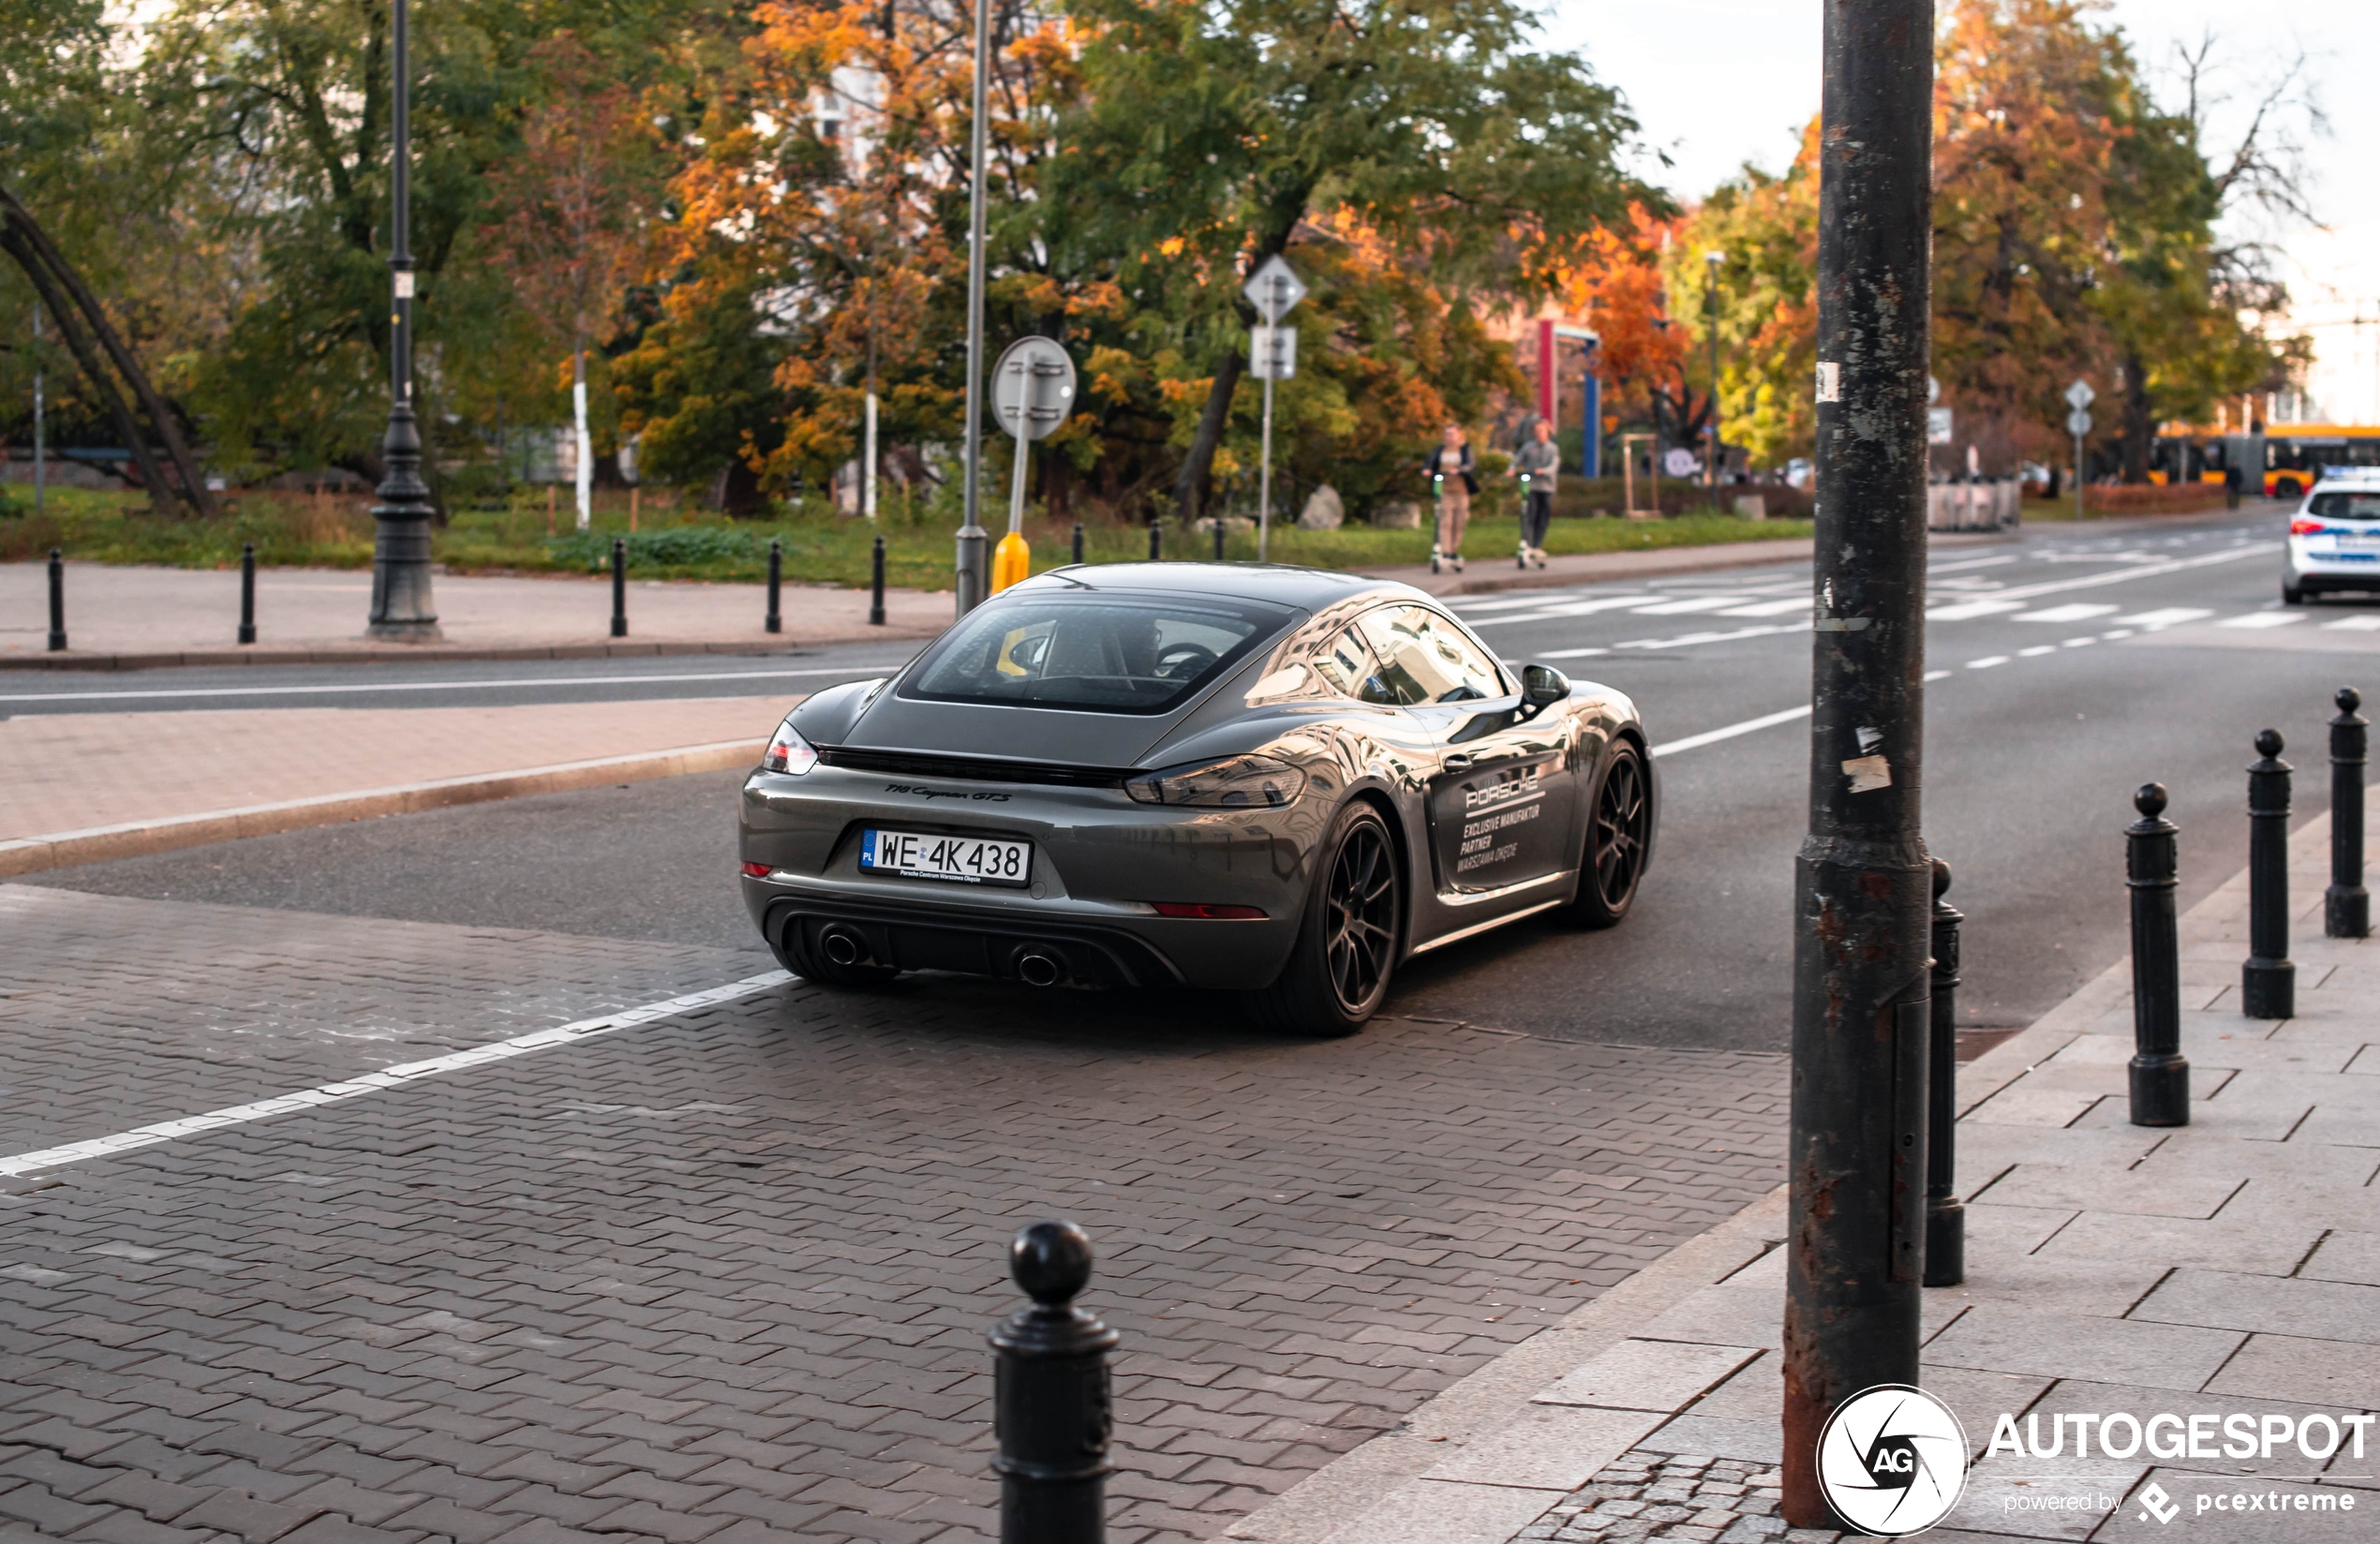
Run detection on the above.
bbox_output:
[1521,663,1569,710]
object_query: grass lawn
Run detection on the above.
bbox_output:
[1,483,1811,588]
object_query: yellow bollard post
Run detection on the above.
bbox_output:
[990,530,1032,593]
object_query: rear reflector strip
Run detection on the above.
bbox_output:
[740,861,773,878]
[1150,902,1267,920]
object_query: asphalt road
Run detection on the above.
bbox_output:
[30,504,2378,1052]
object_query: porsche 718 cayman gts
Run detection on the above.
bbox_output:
[739,563,1656,1034]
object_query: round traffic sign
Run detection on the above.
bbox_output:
[991,336,1076,441]
[2066,408,2092,437]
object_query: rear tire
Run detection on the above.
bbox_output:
[1570,743,1649,928]
[2283,582,2306,606]
[782,921,900,987]
[1247,802,1402,1037]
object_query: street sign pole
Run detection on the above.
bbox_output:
[954,0,994,616]
[1258,372,1275,562]
[1243,258,1305,568]
[1783,1,1934,1527]
[2065,383,2095,524]
[988,336,1077,594]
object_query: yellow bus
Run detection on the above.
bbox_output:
[2150,423,2380,499]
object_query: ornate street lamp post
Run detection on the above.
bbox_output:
[368,0,440,640]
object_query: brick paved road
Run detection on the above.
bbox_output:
[1,887,1787,1544]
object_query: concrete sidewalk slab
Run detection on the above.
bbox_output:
[0,696,791,875]
[1220,812,2378,1544]
[1,561,946,667]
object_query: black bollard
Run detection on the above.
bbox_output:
[2128,783,2190,1125]
[869,534,886,627]
[766,538,782,634]
[989,1221,1116,1544]
[2243,730,2295,1019]
[2328,687,2369,939]
[46,547,66,652]
[1924,858,1965,1286]
[610,537,628,639]
[1148,521,1162,562]
[238,542,258,645]
[1072,520,1085,567]
[1212,515,1226,561]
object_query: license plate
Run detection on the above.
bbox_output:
[860,829,1032,887]
[2338,533,2380,548]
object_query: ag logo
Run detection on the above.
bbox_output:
[1816,1384,1968,1536]
[2135,1482,2179,1524]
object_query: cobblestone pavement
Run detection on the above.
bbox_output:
[0,887,1788,1544]
[1516,1453,1834,1544]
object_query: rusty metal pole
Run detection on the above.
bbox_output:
[1782,0,1936,1527]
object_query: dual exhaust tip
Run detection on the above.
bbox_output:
[816,925,1068,987]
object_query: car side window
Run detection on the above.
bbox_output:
[1354,605,1509,705]
[1312,625,1400,705]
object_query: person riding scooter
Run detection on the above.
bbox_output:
[1509,418,1559,570]
[1425,424,1477,575]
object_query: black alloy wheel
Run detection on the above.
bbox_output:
[1323,815,1398,1011]
[1573,744,1648,928]
[1249,802,1402,1035]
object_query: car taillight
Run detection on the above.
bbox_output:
[740,861,772,878]
[2292,518,2328,535]
[1150,902,1268,919]
[763,714,818,774]
[1124,753,1305,808]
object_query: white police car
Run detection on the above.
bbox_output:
[2283,469,2380,604]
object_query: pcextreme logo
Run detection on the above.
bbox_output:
[1816,1385,1969,1537]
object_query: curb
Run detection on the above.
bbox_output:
[0,738,764,878]
[0,633,937,674]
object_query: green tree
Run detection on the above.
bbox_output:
[1052,0,1655,521]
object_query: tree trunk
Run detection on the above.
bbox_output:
[0,224,177,517]
[1171,346,1244,525]
[0,187,216,517]
[2120,351,2153,484]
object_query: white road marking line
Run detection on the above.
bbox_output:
[1618,622,1807,651]
[0,667,887,705]
[2101,629,2135,641]
[0,971,795,1179]
[1968,656,2010,669]
[1450,589,1598,613]
[2019,646,2058,657]
[1716,597,1812,617]
[1927,600,2029,621]
[2216,612,2307,630]
[1940,542,2272,605]
[1466,595,1655,627]
[2117,607,2215,628]
[1650,704,1812,758]
[2062,637,2097,647]
[1926,554,2022,574]
[1627,595,1739,616]
[2322,615,2380,631]
[1924,670,1952,682]
[1539,646,1611,659]
[2015,602,2121,623]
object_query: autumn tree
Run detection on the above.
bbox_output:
[1052,0,1655,522]
[481,34,662,527]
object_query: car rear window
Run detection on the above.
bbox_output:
[900,596,1291,714]
[2311,492,2380,521]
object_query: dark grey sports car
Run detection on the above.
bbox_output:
[739,562,1656,1034]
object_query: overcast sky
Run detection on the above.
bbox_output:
[1540,0,2380,419]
